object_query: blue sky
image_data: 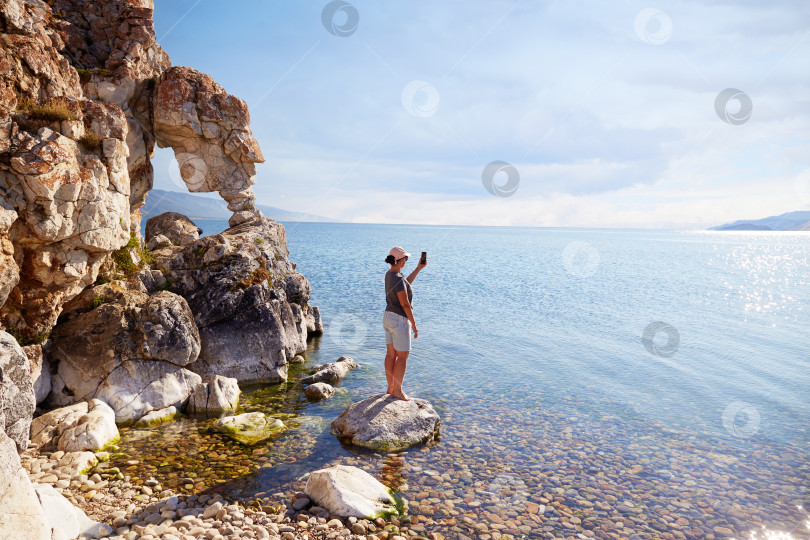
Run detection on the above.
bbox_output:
[151,0,810,228]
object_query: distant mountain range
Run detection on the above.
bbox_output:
[710,211,810,231]
[140,189,338,223]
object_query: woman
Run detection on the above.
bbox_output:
[382,246,426,401]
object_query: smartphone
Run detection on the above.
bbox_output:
[420,251,427,265]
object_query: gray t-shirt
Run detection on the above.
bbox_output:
[385,270,412,318]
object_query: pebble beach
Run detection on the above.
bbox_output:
[20,356,810,540]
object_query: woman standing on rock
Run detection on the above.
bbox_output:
[383,246,426,401]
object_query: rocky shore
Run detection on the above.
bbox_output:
[21,441,436,540]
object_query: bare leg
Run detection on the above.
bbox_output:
[384,344,397,394]
[390,350,410,401]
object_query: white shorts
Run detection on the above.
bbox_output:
[382,311,411,352]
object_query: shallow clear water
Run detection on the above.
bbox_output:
[117,222,810,538]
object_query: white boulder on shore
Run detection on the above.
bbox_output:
[0,431,48,539]
[33,483,110,540]
[56,399,118,453]
[187,375,240,416]
[30,399,119,453]
[331,394,440,452]
[304,465,406,519]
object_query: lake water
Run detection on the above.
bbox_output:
[118,221,810,539]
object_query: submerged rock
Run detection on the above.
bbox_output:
[301,356,358,385]
[133,405,178,428]
[304,382,336,401]
[187,375,240,416]
[304,465,406,519]
[330,394,440,452]
[214,412,284,445]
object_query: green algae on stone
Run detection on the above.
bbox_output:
[133,407,181,429]
[213,412,285,445]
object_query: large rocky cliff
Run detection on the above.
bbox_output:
[1,0,324,534]
[0,0,322,509]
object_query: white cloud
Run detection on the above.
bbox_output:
[152,0,810,228]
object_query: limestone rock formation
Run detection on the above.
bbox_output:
[153,216,322,383]
[23,344,50,405]
[304,382,336,401]
[144,211,202,247]
[47,289,202,423]
[187,375,240,416]
[304,465,406,519]
[214,412,284,445]
[0,0,166,341]
[331,394,440,452]
[0,203,19,309]
[152,67,264,227]
[302,356,359,386]
[0,334,47,539]
[0,330,35,451]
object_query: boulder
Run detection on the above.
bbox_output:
[187,375,240,416]
[30,402,89,449]
[55,451,98,477]
[133,406,178,428]
[23,344,50,405]
[304,382,336,401]
[144,212,202,246]
[0,431,49,540]
[214,412,284,445]
[301,356,358,385]
[0,331,36,451]
[331,394,440,452]
[304,465,406,519]
[154,217,321,383]
[47,289,202,423]
[33,483,108,540]
[56,399,119,453]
